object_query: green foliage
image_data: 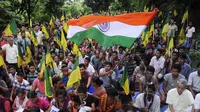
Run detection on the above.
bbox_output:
[84,0,114,12]
[61,0,92,18]
[189,51,200,68]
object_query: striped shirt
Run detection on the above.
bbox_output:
[12,79,30,91]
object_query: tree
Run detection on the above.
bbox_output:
[61,0,92,18]
[84,0,114,12]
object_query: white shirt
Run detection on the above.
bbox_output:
[195,93,200,109]
[67,61,74,71]
[86,64,95,76]
[12,79,30,91]
[134,93,160,112]
[167,24,178,37]
[165,88,194,112]
[186,26,195,38]
[54,61,62,75]
[188,71,200,92]
[2,44,18,63]
[99,68,116,87]
[8,72,17,82]
[35,30,43,44]
[149,56,165,75]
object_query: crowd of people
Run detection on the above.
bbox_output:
[0,10,199,112]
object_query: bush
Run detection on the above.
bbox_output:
[188,51,200,68]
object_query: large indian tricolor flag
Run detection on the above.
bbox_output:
[67,9,158,48]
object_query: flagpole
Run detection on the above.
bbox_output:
[112,43,135,71]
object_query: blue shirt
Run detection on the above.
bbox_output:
[60,73,69,86]
[180,63,194,80]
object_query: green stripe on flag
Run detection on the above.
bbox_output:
[45,66,53,98]
[69,27,137,48]
[17,43,23,68]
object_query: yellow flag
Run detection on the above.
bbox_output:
[42,25,49,39]
[166,37,174,55]
[0,56,4,67]
[4,24,12,36]
[61,29,67,50]
[30,19,32,27]
[161,23,169,41]
[142,31,150,46]
[181,10,188,24]
[63,22,69,33]
[49,16,55,28]
[158,11,162,17]
[142,32,145,41]
[46,53,56,68]
[25,46,32,64]
[150,23,154,33]
[66,57,81,89]
[174,9,177,16]
[60,15,64,21]
[144,5,149,12]
[72,43,82,57]
[179,26,185,44]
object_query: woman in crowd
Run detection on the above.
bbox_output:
[92,76,107,111]
[12,89,29,111]
[49,86,72,112]
[104,87,123,112]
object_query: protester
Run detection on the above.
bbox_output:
[27,63,38,85]
[184,21,195,49]
[77,85,99,111]
[31,73,45,97]
[149,49,165,79]
[0,9,198,112]
[163,63,185,95]
[194,93,200,112]
[12,89,29,111]
[99,61,116,87]
[49,86,72,112]
[134,84,160,112]
[1,37,18,67]
[188,62,200,96]
[0,88,11,112]
[165,78,194,112]
[10,72,30,102]
[26,91,50,111]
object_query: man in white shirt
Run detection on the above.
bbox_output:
[188,63,200,97]
[184,21,195,48]
[165,78,194,112]
[134,84,160,112]
[33,24,43,45]
[167,19,178,38]
[186,22,195,39]
[1,37,18,67]
[99,61,116,87]
[84,57,96,76]
[10,72,30,102]
[194,93,200,112]
[149,49,165,79]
